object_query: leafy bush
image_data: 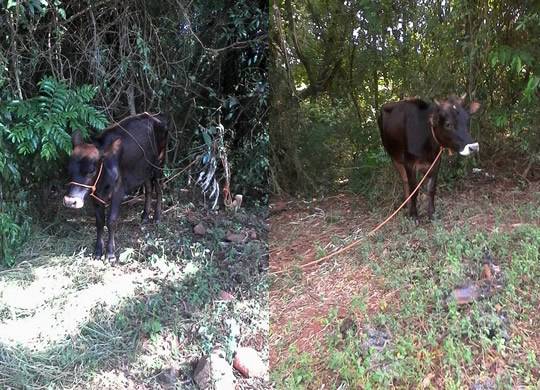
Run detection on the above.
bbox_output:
[231,129,269,201]
[3,76,107,170]
[0,77,107,265]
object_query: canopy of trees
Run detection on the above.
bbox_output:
[0,0,268,264]
[270,0,540,194]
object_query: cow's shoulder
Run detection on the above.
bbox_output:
[405,98,430,110]
[382,98,431,114]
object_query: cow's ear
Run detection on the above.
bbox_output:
[469,101,480,114]
[72,131,83,147]
[105,138,123,157]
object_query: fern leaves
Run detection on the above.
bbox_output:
[3,76,107,163]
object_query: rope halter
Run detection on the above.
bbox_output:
[68,162,108,205]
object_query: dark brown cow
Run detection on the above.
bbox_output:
[378,95,480,219]
[63,112,168,260]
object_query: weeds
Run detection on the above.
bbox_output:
[271,181,540,388]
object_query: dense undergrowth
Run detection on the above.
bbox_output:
[0,0,268,266]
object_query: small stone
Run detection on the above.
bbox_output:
[194,350,235,390]
[156,367,178,388]
[233,347,267,378]
[219,291,235,301]
[271,201,287,213]
[249,230,257,240]
[194,223,206,236]
[361,328,390,352]
[339,317,357,338]
[225,232,246,243]
[449,284,481,305]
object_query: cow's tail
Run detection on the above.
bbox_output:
[148,113,168,167]
[377,109,383,134]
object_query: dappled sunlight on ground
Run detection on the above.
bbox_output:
[0,202,269,389]
[0,257,155,350]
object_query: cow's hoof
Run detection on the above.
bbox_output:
[408,215,420,225]
[141,214,150,224]
[106,253,117,263]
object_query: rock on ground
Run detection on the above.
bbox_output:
[193,350,235,389]
[193,223,207,236]
[233,347,267,379]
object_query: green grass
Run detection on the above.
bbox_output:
[0,201,269,389]
[323,223,538,388]
[324,226,538,389]
[271,181,540,389]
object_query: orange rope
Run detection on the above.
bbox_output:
[271,148,445,275]
[68,162,108,205]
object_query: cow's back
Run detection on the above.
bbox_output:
[99,114,167,189]
[378,99,431,160]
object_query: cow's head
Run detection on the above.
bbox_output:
[63,132,101,209]
[432,95,480,156]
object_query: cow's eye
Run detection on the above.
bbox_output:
[444,122,453,130]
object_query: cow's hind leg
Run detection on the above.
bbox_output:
[153,178,162,223]
[141,180,152,224]
[94,204,106,258]
[392,160,410,203]
[405,165,419,220]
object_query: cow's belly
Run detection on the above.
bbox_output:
[413,160,432,173]
[121,164,155,192]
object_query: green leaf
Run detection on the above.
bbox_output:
[202,131,212,147]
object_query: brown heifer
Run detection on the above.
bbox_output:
[378,95,480,220]
[63,112,168,260]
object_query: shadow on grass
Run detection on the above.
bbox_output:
[0,204,269,389]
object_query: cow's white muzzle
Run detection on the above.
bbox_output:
[63,196,85,209]
[459,142,479,156]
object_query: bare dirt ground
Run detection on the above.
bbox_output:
[270,169,540,388]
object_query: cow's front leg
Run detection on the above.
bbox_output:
[141,180,152,224]
[426,161,441,220]
[106,191,123,261]
[94,204,106,258]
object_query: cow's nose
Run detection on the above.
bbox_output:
[63,196,84,209]
[459,142,480,156]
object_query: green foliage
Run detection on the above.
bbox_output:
[0,77,107,265]
[1,77,107,183]
[231,130,269,199]
[271,1,540,194]
[0,200,31,267]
